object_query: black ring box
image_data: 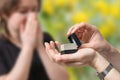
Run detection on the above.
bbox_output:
[61,33,82,54]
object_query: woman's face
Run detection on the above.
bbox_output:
[6,0,40,35]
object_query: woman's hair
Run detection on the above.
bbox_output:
[0,0,41,39]
[0,0,19,16]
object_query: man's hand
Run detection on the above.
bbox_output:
[67,22,111,55]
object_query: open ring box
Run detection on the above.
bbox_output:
[61,33,82,55]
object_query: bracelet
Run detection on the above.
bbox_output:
[97,63,113,80]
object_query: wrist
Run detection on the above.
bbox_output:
[36,39,44,48]
[37,45,45,52]
[97,63,113,80]
[91,52,109,73]
[37,44,44,48]
[98,40,111,56]
[23,42,35,48]
[101,41,119,59]
[22,44,34,51]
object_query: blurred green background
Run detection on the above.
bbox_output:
[39,0,120,80]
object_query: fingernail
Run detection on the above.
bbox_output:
[44,42,48,46]
[50,41,54,43]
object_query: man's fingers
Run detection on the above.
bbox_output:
[70,22,90,35]
[68,22,97,36]
[45,42,55,60]
[50,41,56,49]
[45,42,55,54]
[54,55,85,67]
[67,23,83,36]
[45,42,60,62]
[54,53,79,63]
[55,41,61,49]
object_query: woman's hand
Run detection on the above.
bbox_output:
[20,13,38,48]
[36,25,44,49]
[3,13,40,80]
[67,22,111,55]
[45,41,97,67]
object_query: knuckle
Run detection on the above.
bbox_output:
[80,22,86,26]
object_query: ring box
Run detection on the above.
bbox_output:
[61,33,82,55]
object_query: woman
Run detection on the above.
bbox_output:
[0,0,69,80]
[45,22,120,80]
